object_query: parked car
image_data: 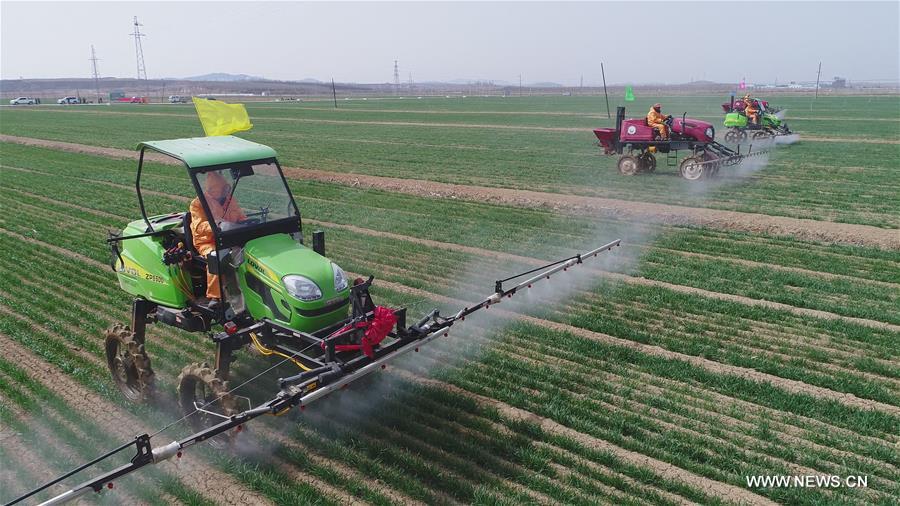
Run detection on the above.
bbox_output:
[9,97,36,105]
[168,95,189,103]
[57,96,79,105]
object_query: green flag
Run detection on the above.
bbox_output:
[624,86,635,102]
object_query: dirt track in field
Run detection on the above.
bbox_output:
[2,134,897,249]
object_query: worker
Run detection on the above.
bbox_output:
[647,103,671,140]
[745,98,760,125]
[189,171,246,303]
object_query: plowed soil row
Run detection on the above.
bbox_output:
[2,134,896,249]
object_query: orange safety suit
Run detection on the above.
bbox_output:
[647,106,669,140]
[189,172,246,299]
[744,99,760,125]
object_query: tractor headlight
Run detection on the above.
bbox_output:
[332,263,349,292]
[705,127,714,139]
[283,275,322,301]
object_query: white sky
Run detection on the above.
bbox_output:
[1,1,898,85]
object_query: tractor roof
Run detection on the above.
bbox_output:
[137,136,277,169]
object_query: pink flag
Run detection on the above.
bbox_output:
[739,78,746,90]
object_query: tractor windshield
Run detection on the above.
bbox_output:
[196,161,298,235]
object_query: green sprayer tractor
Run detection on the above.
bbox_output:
[9,135,620,505]
[722,95,792,143]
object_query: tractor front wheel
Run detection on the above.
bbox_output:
[178,363,239,448]
[724,129,741,144]
[617,155,640,176]
[105,324,155,403]
[679,156,706,181]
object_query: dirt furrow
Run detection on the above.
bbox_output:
[0,333,276,506]
[2,134,896,249]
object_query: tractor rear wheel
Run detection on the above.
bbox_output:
[105,324,155,403]
[178,363,239,448]
[752,131,770,140]
[617,155,640,176]
[679,156,706,181]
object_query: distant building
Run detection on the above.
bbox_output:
[832,77,847,88]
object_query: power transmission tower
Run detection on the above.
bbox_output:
[408,72,413,91]
[131,16,148,80]
[90,45,101,103]
[393,60,400,95]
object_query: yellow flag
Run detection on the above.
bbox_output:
[192,97,253,136]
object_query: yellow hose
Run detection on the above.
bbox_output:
[249,332,312,372]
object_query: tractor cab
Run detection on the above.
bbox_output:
[109,136,352,336]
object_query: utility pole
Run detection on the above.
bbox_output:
[89,45,101,103]
[131,16,148,80]
[600,62,610,119]
[519,74,522,96]
[332,78,338,108]
[814,61,822,99]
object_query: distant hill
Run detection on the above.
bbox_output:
[184,73,264,82]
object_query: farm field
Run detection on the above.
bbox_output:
[1,94,898,505]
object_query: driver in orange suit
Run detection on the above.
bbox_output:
[744,99,760,125]
[647,103,671,140]
[189,171,246,301]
